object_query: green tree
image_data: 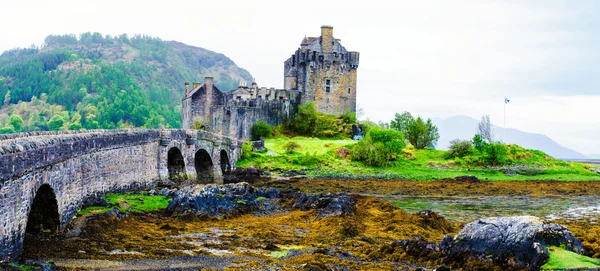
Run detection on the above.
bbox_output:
[48,115,64,131]
[289,102,317,136]
[8,115,24,132]
[0,125,15,134]
[251,121,272,140]
[390,111,414,135]
[447,139,474,158]
[405,117,439,149]
[472,134,485,154]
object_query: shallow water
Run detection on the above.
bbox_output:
[379,194,600,223]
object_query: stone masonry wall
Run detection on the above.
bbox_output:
[0,129,240,261]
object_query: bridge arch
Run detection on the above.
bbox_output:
[220,150,231,174]
[195,149,214,183]
[25,184,60,236]
[167,147,186,182]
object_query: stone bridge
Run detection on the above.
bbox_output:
[0,129,241,261]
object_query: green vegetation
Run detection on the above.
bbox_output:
[0,33,252,133]
[251,120,272,140]
[391,111,439,149]
[282,102,355,138]
[351,127,406,167]
[77,192,170,216]
[237,136,600,181]
[7,263,42,271]
[541,246,599,270]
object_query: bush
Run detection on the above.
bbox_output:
[293,152,322,166]
[251,121,272,140]
[447,139,473,158]
[483,143,508,166]
[240,141,253,160]
[0,125,16,134]
[288,102,317,136]
[351,128,405,167]
[283,141,302,154]
[368,127,406,153]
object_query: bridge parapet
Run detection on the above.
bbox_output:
[0,128,242,261]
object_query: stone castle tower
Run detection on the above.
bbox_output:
[284,25,360,115]
[182,26,358,139]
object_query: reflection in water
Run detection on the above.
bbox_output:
[378,195,600,223]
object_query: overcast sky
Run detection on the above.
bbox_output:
[2,0,599,154]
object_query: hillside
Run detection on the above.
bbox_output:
[0,33,252,131]
[432,115,587,159]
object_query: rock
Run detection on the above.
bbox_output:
[293,193,355,218]
[80,196,110,210]
[166,182,276,217]
[435,265,451,271]
[444,216,583,270]
[223,167,263,184]
[454,175,480,183]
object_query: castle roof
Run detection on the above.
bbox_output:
[303,37,348,54]
[186,85,203,98]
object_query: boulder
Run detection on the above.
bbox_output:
[443,216,583,270]
[293,193,355,218]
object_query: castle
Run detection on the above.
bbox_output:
[182,26,359,139]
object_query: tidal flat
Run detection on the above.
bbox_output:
[17,179,600,270]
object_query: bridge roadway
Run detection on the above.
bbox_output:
[0,129,241,261]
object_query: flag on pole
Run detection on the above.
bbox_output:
[505,98,510,104]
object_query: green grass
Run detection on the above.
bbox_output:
[77,206,114,216]
[237,137,600,181]
[8,263,41,271]
[265,136,355,155]
[104,193,170,213]
[267,245,309,258]
[77,193,170,216]
[542,246,600,270]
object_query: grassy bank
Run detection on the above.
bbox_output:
[77,193,170,216]
[238,137,600,181]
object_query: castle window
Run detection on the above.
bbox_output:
[258,95,262,99]
[348,88,351,94]
[312,51,316,61]
[319,55,324,62]
[292,55,295,66]
[326,87,330,93]
[326,79,331,93]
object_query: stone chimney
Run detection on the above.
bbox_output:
[205,77,213,95]
[184,82,189,95]
[321,25,333,54]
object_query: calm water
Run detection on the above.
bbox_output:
[379,195,600,223]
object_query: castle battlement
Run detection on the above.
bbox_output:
[182,26,358,139]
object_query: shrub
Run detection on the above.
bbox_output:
[251,121,272,140]
[483,143,508,166]
[240,141,253,160]
[288,102,317,136]
[283,141,302,154]
[351,128,405,167]
[447,139,473,158]
[293,152,322,166]
[368,127,406,153]
[472,134,485,154]
[0,125,16,135]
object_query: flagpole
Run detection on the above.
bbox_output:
[503,99,506,143]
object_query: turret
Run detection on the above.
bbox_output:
[321,25,333,54]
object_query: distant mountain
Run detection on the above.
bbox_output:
[432,115,587,159]
[0,32,252,131]
[588,154,600,159]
